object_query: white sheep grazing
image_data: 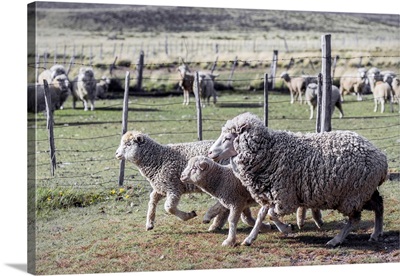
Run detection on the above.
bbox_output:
[280,72,306,104]
[115,131,241,231]
[72,67,97,111]
[305,83,344,120]
[96,76,110,99]
[209,112,387,247]
[373,81,393,113]
[28,74,70,113]
[339,68,367,101]
[391,77,400,112]
[181,156,272,246]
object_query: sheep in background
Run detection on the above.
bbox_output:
[37,64,67,84]
[72,67,97,111]
[373,81,393,113]
[391,77,400,112]
[28,74,70,113]
[280,72,306,104]
[177,64,194,105]
[305,83,344,120]
[196,72,217,107]
[208,112,387,247]
[181,156,272,246]
[177,64,218,106]
[115,131,258,232]
[366,67,380,93]
[339,68,367,101]
[96,76,111,99]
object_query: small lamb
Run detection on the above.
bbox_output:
[181,156,272,246]
[373,81,393,113]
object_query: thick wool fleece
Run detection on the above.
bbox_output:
[224,112,388,217]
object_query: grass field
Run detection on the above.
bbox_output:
[29,91,400,274]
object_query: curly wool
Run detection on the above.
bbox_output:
[224,112,388,217]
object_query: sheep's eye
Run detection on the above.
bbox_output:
[223,137,231,143]
[125,142,131,147]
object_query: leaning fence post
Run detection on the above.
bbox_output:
[264,73,269,127]
[194,71,203,141]
[43,80,56,176]
[320,34,332,133]
[227,56,238,89]
[118,71,131,186]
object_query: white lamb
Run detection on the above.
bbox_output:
[373,81,393,113]
[181,156,272,246]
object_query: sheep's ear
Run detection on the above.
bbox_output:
[237,123,249,134]
[135,135,145,145]
[197,160,209,171]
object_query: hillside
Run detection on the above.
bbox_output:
[32,2,399,34]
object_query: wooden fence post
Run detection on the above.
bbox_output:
[35,54,40,83]
[264,73,269,127]
[136,50,144,92]
[320,34,332,133]
[118,71,131,186]
[43,80,56,176]
[227,56,238,89]
[194,71,203,141]
[270,50,278,89]
[63,44,66,64]
[316,73,323,133]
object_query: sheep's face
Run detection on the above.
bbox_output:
[115,131,146,163]
[53,74,70,93]
[180,156,210,185]
[208,130,238,161]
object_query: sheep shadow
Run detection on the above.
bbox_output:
[216,102,263,108]
[290,230,399,252]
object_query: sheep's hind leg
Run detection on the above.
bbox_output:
[164,193,197,221]
[362,190,384,242]
[326,211,361,247]
[268,207,293,234]
[241,205,269,246]
[312,208,324,229]
[241,207,271,233]
[203,201,229,231]
[296,207,307,229]
[146,190,164,230]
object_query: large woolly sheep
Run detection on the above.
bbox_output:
[181,156,272,246]
[305,83,344,120]
[280,72,306,104]
[71,67,97,111]
[28,74,70,113]
[208,112,387,247]
[115,130,258,232]
[339,68,367,101]
[373,81,393,113]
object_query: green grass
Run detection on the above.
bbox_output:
[29,92,400,274]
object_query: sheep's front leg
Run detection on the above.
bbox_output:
[146,190,164,230]
[222,207,242,247]
[242,205,269,246]
[312,208,324,229]
[82,99,89,111]
[164,193,197,221]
